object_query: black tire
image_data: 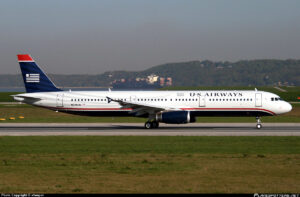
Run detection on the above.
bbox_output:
[256,124,262,129]
[144,122,152,129]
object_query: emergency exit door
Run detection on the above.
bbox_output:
[255,93,262,107]
[199,96,206,107]
[56,94,64,107]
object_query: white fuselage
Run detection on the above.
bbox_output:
[14,90,292,117]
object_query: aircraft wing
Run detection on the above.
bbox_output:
[107,97,176,116]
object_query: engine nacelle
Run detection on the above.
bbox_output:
[156,111,196,124]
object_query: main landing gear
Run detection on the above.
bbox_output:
[256,117,262,129]
[144,121,159,129]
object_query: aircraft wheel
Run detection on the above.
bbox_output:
[256,124,262,129]
[144,122,152,129]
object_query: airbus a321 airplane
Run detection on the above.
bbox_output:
[13,54,292,129]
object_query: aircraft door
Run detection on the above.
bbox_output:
[56,94,64,107]
[255,93,262,107]
[199,96,206,107]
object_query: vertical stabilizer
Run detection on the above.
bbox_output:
[17,54,62,93]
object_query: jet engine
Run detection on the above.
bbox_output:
[156,111,196,124]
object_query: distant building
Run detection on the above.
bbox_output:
[166,77,172,86]
[160,77,165,86]
[111,75,172,89]
[147,74,159,84]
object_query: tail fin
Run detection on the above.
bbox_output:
[17,54,62,93]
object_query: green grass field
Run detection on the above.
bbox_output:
[1,89,300,193]
[0,136,299,193]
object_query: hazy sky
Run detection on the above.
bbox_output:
[1,0,300,74]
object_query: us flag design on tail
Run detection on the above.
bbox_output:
[26,73,40,83]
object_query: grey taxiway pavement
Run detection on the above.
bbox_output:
[0,123,300,136]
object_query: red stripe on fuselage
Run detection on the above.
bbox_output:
[48,107,276,115]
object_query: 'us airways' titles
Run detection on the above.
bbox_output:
[190,92,243,97]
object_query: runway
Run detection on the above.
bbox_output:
[0,123,300,136]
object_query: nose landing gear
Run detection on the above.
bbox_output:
[256,117,262,129]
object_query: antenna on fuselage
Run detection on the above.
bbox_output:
[108,88,111,92]
[255,88,258,91]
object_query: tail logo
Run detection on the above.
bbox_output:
[26,73,40,83]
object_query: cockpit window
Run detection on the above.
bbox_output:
[271,97,283,101]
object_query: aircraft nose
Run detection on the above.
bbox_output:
[285,102,292,113]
